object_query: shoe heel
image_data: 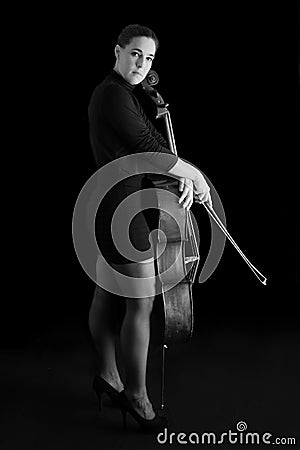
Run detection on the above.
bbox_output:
[92,376,121,414]
[120,407,127,429]
[94,390,103,412]
[93,379,104,412]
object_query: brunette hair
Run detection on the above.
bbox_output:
[117,24,159,50]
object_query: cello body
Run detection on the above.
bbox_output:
[150,177,199,346]
[141,70,200,409]
[141,68,267,410]
[141,71,200,348]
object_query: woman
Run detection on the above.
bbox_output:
[88,24,211,432]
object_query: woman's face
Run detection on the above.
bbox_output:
[115,36,156,85]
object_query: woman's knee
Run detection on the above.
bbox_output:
[111,260,157,299]
[126,296,155,316]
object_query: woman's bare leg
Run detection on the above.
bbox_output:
[111,258,156,419]
[88,285,124,392]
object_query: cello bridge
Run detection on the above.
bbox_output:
[185,256,199,264]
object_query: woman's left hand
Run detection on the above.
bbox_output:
[178,177,194,210]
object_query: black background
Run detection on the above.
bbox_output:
[14,3,298,335]
[2,3,299,448]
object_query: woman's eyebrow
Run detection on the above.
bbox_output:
[131,47,155,57]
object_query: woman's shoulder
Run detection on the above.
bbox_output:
[92,78,132,106]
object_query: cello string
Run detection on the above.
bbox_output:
[153,83,266,285]
[185,211,200,284]
[164,110,200,282]
[165,112,178,155]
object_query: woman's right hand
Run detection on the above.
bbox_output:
[193,172,213,209]
[167,158,213,208]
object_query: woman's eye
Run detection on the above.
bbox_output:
[146,57,153,62]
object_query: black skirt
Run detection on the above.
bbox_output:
[95,175,159,264]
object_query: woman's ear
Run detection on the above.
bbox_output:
[114,45,121,59]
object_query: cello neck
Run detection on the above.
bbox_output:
[157,109,178,156]
[141,75,177,156]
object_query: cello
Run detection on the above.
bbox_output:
[141,70,267,410]
[141,71,201,410]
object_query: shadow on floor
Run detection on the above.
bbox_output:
[1,316,299,449]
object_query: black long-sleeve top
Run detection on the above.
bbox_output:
[88,69,178,182]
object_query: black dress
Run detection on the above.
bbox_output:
[88,70,178,264]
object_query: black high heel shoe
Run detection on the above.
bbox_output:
[92,375,120,411]
[118,391,168,433]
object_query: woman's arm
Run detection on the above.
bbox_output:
[167,158,200,181]
[102,84,178,171]
[168,158,212,207]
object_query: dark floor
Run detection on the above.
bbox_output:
[1,311,299,450]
